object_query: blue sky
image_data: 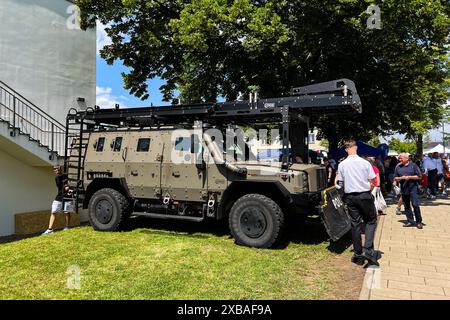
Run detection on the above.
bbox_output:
[96,56,169,108]
[96,22,169,108]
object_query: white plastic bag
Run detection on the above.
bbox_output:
[372,187,387,213]
[394,185,401,196]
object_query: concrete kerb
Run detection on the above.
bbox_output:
[359,213,385,300]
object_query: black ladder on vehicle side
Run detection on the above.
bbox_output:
[63,108,91,213]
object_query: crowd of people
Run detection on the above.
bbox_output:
[384,152,450,199]
[323,146,450,266]
[324,151,450,199]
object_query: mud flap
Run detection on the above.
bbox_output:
[320,187,351,241]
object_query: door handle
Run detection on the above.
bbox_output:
[172,171,180,177]
[122,147,128,161]
[131,170,139,176]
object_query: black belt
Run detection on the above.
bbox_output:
[345,191,371,196]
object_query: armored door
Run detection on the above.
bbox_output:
[124,131,163,200]
[161,131,207,202]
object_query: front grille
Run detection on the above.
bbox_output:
[316,167,327,190]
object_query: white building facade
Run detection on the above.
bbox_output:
[0,0,96,236]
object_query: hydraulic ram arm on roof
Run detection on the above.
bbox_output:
[68,79,361,171]
[75,78,361,127]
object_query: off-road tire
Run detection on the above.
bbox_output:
[88,188,131,231]
[229,194,284,248]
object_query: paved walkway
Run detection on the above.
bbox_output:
[360,195,450,300]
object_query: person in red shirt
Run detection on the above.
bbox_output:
[372,164,380,187]
[367,157,386,215]
[366,157,380,187]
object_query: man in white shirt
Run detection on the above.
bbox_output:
[435,153,445,194]
[336,140,378,266]
[423,153,438,197]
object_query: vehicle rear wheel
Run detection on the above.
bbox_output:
[229,194,284,248]
[88,188,131,231]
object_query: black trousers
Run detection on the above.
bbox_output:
[402,191,422,224]
[428,169,438,195]
[344,192,377,259]
[385,173,392,193]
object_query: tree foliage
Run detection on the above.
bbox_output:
[76,0,450,147]
[367,135,381,148]
[389,138,417,154]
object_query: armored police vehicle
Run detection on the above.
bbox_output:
[64,79,361,248]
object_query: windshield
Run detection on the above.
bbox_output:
[225,139,256,162]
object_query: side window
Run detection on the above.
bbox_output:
[96,137,105,152]
[113,137,123,152]
[136,138,151,152]
[175,137,190,151]
[175,135,202,153]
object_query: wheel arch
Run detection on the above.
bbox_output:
[83,178,131,209]
[217,181,293,220]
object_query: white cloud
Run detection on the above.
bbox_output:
[96,21,112,55]
[96,86,128,108]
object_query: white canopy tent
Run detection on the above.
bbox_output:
[388,150,398,156]
[423,144,447,154]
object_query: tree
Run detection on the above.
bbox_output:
[320,139,329,150]
[76,0,450,147]
[368,135,381,148]
[389,138,417,154]
[433,101,450,147]
[444,133,450,144]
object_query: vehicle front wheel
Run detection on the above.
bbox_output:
[88,188,131,231]
[229,194,284,248]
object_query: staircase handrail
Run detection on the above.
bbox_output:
[0,80,67,157]
[0,80,65,130]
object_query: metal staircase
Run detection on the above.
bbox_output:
[0,80,66,159]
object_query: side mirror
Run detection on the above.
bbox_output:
[110,140,115,149]
[93,140,98,150]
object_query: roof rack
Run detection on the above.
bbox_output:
[68,79,361,127]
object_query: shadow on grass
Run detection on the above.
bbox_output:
[0,222,91,245]
[1,215,353,254]
[125,214,353,254]
[0,232,41,244]
[125,216,231,240]
[274,216,353,253]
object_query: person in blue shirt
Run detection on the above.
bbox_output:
[393,153,424,229]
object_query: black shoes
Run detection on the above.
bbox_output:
[403,222,425,229]
[351,254,366,266]
[363,252,380,267]
[353,251,382,267]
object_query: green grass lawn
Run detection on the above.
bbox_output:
[0,217,354,300]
